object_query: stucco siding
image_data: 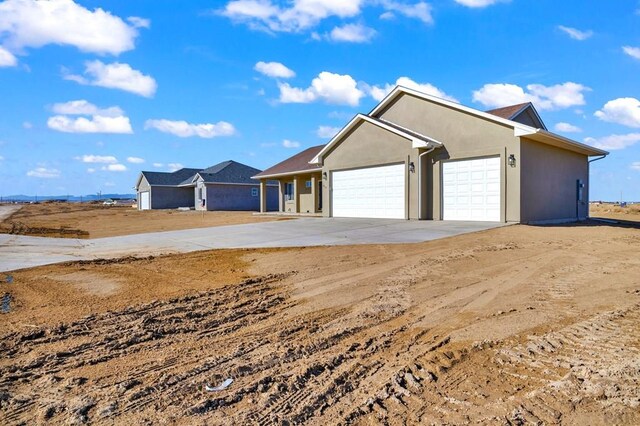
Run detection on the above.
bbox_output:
[520,138,589,223]
[137,176,151,192]
[376,93,522,222]
[321,120,416,219]
[150,186,194,209]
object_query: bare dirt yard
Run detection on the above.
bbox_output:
[590,202,640,224]
[0,203,285,239]
[1,221,639,425]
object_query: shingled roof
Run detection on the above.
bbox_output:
[190,161,263,185]
[140,168,202,186]
[253,145,325,179]
[485,102,532,120]
[139,161,266,188]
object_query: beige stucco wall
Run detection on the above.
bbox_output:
[276,173,321,213]
[321,120,416,219]
[376,93,523,222]
[520,138,589,223]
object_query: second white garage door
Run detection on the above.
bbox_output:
[332,163,405,219]
[442,156,501,221]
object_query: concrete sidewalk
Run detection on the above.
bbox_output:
[0,218,506,272]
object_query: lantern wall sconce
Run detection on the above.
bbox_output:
[408,162,415,173]
[508,154,516,167]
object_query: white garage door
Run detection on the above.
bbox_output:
[139,191,150,210]
[332,163,405,219]
[442,157,501,221]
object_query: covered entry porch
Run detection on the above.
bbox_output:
[257,171,323,215]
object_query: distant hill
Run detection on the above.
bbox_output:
[1,194,137,203]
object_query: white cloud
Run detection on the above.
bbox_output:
[0,155,4,161]
[87,168,95,173]
[594,98,640,128]
[585,133,640,150]
[554,122,582,133]
[27,167,60,178]
[144,119,236,138]
[473,82,589,110]
[127,16,150,29]
[64,60,157,97]
[48,112,133,134]
[0,0,141,55]
[454,0,504,8]
[278,71,364,106]
[316,125,341,138]
[0,46,17,67]
[22,121,32,129]
[365,76,458,102]
[558,25,593,41]
[219,0,364,33]
[282,139,300,148]
[623,46,640,60]
[101,164,127,172]
[254,61,295,78]
[51,100,123,117]
[127,156,145,164]
[153,162,164,168]
[168,163,184,172]
[631,162,640,171]
[74,154,117,164]
[328,23,376,43]
[379,1,433,24]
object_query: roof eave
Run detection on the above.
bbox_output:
[309,113,444,165]
[252,168,323,180]
[519,129,609,156]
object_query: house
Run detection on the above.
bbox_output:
[253,86,608,223]
[135,161,278,211]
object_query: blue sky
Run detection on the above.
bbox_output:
[0,0,638,200]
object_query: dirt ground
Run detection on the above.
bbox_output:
[1,221,639,425]
[589,203,640,223]
[0,203,285,239]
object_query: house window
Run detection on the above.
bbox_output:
[284,182,294,201]
[251,188,258,197]
[305,180,312,188]
[198,188,203,200]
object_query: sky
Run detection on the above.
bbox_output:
[0,0,638,200]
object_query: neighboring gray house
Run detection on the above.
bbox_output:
[254,85,608,223]
[135,161,278,211]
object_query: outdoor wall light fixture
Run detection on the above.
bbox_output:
[508,154,516,167]
[409,162,415,173]
[322,172,327,179]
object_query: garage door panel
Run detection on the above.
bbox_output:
[139,192,150,210]
[332,164,405,219]
[442,156,501,222]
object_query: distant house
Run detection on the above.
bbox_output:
[253,85,608,223]
[135,161,278,211]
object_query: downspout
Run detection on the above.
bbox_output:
[586,154,608,219]
[418,146,436,220]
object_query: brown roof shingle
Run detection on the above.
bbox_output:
[485,102,531,120]
[253,144,325,178]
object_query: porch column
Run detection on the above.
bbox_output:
[259,180,267,213]
[293,175,300,213]
[278,181,284,212]
[311,174,317,213]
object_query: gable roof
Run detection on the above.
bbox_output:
[486,102,547,130]
[369,85,606,156]
[191,161,263,185]
[310,114,443,165]
[253,145,324,179]
[485,103,531,120]
[139,168,202,187]
[136,161,267,189]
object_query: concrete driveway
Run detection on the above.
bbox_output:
[0,218,506,272]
